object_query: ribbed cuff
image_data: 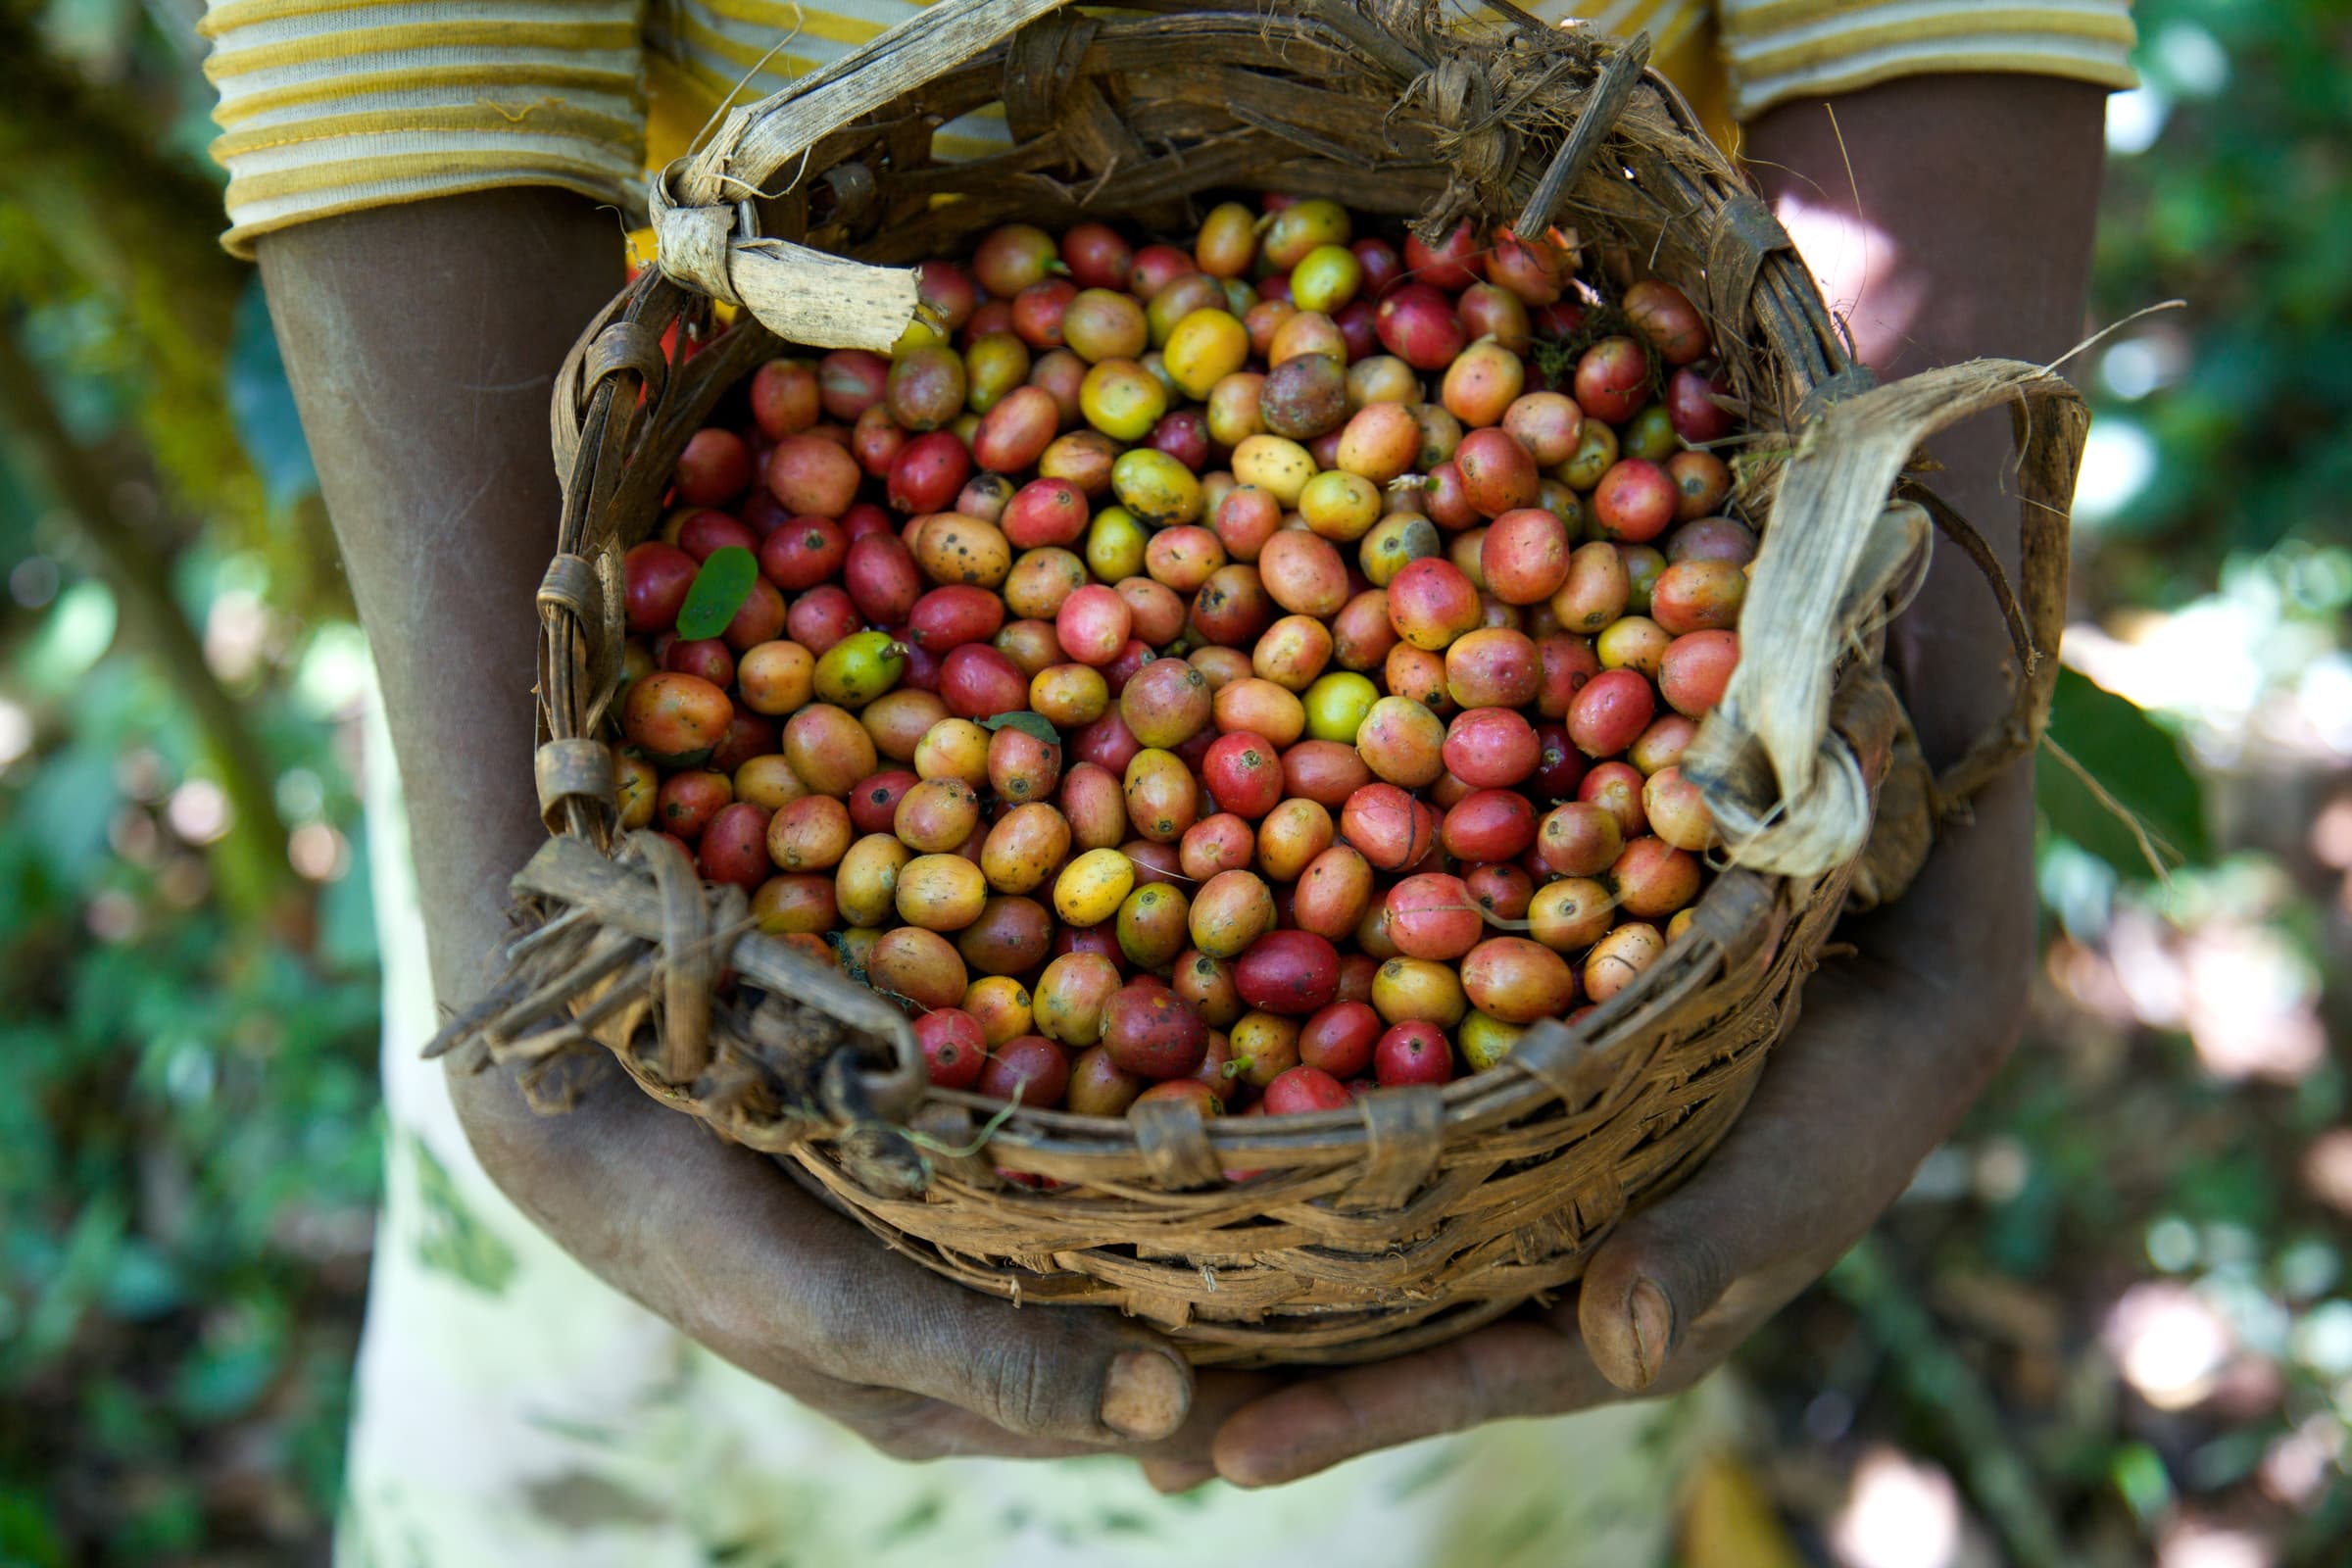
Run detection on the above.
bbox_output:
[202,0,649,256]
[1718,0,2137,121]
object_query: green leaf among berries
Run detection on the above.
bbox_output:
[673,546,758,641]
[981,710,1061,746]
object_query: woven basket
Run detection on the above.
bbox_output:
[435,0,2087,1367]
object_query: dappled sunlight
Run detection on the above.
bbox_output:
[0,699,29,768]
[2158,1519,2275,1568]
[2105,1282,2234,1411]
[2062,901,2328,1085]
[1827,1448,1962,1568]
[289,820,351,882]
[1770,192,1925,372]
[166,777,232,846]
[2258,1416,2344,1509]
[201,587,275,686]
[2045,933,2142,1024]
[2074,419,2160,523]
[2300,1130,2352,1218]
[2061,548,2352,768]
[2173,924,2326,1083]
[2309,793,2352,869]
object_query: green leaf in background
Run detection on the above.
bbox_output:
[16,580,118,699]
[2110,1442,2175,1527]
[2036,665,2209,880]
[981,710,1061,746]
[673,546,757,641]
[18,743,115,889]
[0,1490,65,1568]
[223,280,318,514]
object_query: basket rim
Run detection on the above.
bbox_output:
[489,0,2045,1178]
[523,12,1835,1149]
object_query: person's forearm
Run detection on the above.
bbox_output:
[1746,75,2107,768]
[257,189,624,1004]
[261,189,646,1203]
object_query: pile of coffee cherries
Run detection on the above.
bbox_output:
[616,195,1749,1133]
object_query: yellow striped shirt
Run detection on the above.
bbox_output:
[199,0,2135,256]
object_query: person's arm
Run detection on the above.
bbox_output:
[257,187,1270,1461]
[1189,73,2105,1490]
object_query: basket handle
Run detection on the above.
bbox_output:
[651,0,1078,351]
[1684,359,2087,879]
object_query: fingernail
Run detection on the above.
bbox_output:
[1102,1349,1190,1440]
[1628,1277,1673,1389]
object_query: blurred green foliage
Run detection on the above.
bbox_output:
[2079,0,2352,583]
[0,2,380,1561]
[0,0,2344,1561]
[0,560,384,1560]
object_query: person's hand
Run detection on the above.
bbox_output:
[1170,761,2034,1490]
[257,187,1274,1465]
[448,1044,1284,1461]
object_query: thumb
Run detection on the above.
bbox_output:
[1573,1040,1892,1394]
[1577,771,2039,1394]
[1579,1149,1885,1396]
[1574,969,1962,1394]
[1572,991,1887,1394]
[1577,1203,1746,1394]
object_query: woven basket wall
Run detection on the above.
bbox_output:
[440,0,2087,1366]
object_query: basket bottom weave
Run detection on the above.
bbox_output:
[780,1047,1770,1368]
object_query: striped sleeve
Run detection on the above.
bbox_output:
[647,0,1012,167]
[201,0,651,257]
[1715,0,2138,121]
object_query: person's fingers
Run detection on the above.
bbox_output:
[1142,1458,1218,1494]
[814,1385,1108,1462]
[1576,1191,1815,1396]
[1209,1320,1614,1487]
[1575,999,1880,1391]
[869,1397,1156,1462]
[454,1064,1196,1446]
[1176,1366,1290,1448]
[805,1354,1281,1466]
[771,1210,1197,1445]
